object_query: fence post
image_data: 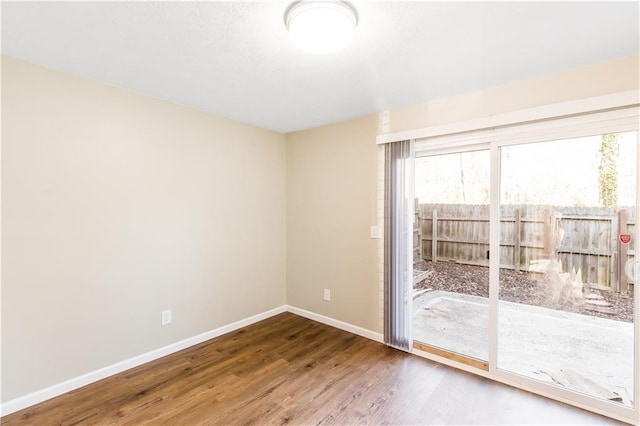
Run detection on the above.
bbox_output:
[549,211,560,262]
[543,209,550,259]
[432,209,438,263]
[414,199,423,262]
[514,208,521,272]
[609,211,618,291]
[618,209,628,293]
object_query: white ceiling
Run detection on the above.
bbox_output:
[2,1,638,133]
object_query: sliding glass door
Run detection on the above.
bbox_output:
[410,122,638,420]
[497,132,637,408]
[413,149,490,366]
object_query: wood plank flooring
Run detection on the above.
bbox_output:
[2,313,627,425]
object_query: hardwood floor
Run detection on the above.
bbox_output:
[2,313,626,425]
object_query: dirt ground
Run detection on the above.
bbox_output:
[414,260,634,323]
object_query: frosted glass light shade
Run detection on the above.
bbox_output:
[285,1,358,54]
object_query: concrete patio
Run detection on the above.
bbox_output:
[413,291,635,407]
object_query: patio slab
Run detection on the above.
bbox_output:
[413,290,635,407]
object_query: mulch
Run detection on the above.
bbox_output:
[414,260,634,323]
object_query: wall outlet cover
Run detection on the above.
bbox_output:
[161,309,172,326]
[323,288,331,301]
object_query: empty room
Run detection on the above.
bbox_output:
[1,1,639,425]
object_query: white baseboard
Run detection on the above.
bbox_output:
[1,305,287,417]
[285,305,383,343]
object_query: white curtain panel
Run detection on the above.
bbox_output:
[383,140,414,351]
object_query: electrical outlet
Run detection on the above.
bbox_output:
[370,226,382,239]
[161,309,172,326]
[323,288,331,301]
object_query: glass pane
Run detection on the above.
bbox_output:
[497,132,636,408]
[413,150,490,361]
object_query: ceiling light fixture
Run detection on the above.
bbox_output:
[284,0,358,54]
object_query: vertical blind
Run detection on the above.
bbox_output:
[383,140,414,351]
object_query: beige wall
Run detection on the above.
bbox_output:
[286,116,380,331]
[389,55,640,132]
[1,57,286,402]
[285,54,639,334]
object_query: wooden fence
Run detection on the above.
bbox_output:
[417,203,636,292]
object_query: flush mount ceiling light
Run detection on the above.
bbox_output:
[284,0,358,54]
